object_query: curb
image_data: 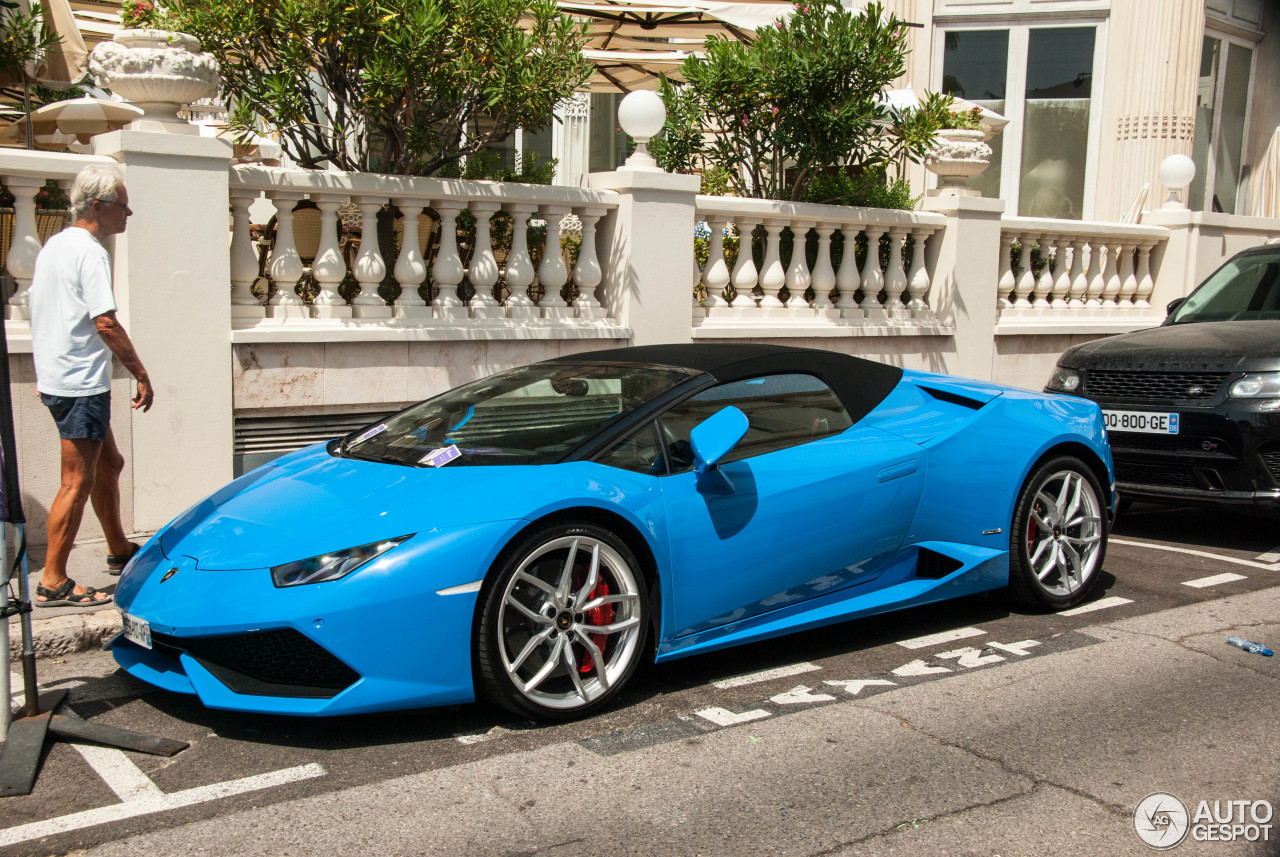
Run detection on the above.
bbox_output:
[6,609,121,662]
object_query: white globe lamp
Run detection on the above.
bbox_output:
[1158,154,1196,210]
[617,90,667,172]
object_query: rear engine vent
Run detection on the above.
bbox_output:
[918,386,985,410]
[917,548,964,580]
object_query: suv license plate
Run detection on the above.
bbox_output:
[1103,410,1179,435]
[121,613,152,649]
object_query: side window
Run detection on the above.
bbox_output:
[593,421,667,475]
[658,374,853,473]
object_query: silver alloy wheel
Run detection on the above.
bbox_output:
[497,535,643,711]
[1025,468,1104,597]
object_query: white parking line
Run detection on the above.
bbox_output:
[712,662,821,689]
[0,749,325,848]
[695,706,771,727]
[1110,538,1280,571]
[1257,546,1280,564]
[1182,572,1247,589]
[1059,596,1133,616]
[896,627,986,649]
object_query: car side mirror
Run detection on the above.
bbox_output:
[1166,297,1186,318]
[690,406,749,494]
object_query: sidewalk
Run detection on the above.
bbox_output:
[5,535,148,662]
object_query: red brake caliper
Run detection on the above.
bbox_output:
[579,581,614,674]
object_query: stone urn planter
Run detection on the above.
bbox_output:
[88,29,220,133]
[924,128,993,195]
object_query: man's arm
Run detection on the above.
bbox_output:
[94,311,153,412]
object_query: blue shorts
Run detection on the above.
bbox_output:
[41,392,111,442]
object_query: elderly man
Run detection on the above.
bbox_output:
[29,163,153,606]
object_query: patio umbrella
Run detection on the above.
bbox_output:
[6,96,143,144]
[582,47,694,92]
[0,0,89,90]
[1250,125,1280,219]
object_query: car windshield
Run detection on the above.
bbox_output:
[1169,250,1280,324]
[340,362,698,467]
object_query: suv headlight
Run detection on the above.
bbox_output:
[271,535,412,587]
[1228,373,1280,399]
[1047,366,1082,393]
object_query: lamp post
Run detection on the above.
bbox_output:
[1159,154,1196,210]
[617,89,667,172]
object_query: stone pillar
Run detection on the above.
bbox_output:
[92,129,235,532]
[921,195,1006,381]
[588,169,701,345]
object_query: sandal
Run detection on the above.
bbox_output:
[36,578,112,607]
[107,542,141,575]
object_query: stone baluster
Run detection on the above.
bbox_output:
[692,251,702,311]
[758,220,786,310]
[1134,242,1157,308]
[502,204,539,319]
[538,206,572,318]
[729,219,760,310]
[350,197,392,319]
[860,227,886,317]
[1013,234,1035,308]
[884,228,909,313]
[784,222,813,310]
[997,232,1016,309]
[468,201,503,319]
[573,207,608,318]
[1101,241,1122,307]
[430,200,467,319]
[1068,239,1089,308]
[1084,239,1105,307]
[267,191,307,319]
[906,228,932,314]
[392,198,431,318]
[700,216,731,311]
[1117,242,1138,305]
[310,194,351,319]
[1033,235,1054,309]
[1050,236,1072,308]
[2,177,43,322]
[229,189,265,321]
[835,224,862,318]
[811,224,837,316]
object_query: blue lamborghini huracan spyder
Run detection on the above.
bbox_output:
[112,343,1114,720]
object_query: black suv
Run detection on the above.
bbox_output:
[1046,243,1280,512]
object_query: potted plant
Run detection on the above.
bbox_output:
[87,0,220,133]
[924,106,994,193]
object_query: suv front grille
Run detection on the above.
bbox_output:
[1260,443,1280,482]
[1084,371,1229,402]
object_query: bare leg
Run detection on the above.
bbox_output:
[89,427,132,558]
[39,437,112,603]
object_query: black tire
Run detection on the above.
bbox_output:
[475,522,648,720]
[1009,456,1108,610]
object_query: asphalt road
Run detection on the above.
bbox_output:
[1,502,1278,857]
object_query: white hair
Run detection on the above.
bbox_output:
[70,163,127,219]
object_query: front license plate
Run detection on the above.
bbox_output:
[1103,410,1179,435]
[121,613,152,649]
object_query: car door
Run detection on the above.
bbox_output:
[653,373,925,637]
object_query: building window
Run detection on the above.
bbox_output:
[1190,33,1255,214]
[589,93,633,172]
[940,23,1103,219]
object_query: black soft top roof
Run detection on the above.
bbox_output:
[549,343,904,424]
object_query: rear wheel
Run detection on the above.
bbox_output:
[1009,456,1107,610]
[475,522,648,720]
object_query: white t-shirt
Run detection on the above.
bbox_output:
[30,227,118,397]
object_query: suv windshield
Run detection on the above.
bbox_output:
[339,362,698,468]
[1169,250,1280,324]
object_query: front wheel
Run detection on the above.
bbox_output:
[475,522,648,720]
[1009,456,1107,610]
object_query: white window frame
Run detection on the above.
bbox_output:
[1193,27,1259,214]
[932,16,1108,219]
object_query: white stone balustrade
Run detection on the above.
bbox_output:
[995,218,1171,332]
[226,166,622,332]
[691,196,946,334]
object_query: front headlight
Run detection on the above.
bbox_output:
[1047,366,1082,393]
[1228,373,1280,399]
[271,535,412,588]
